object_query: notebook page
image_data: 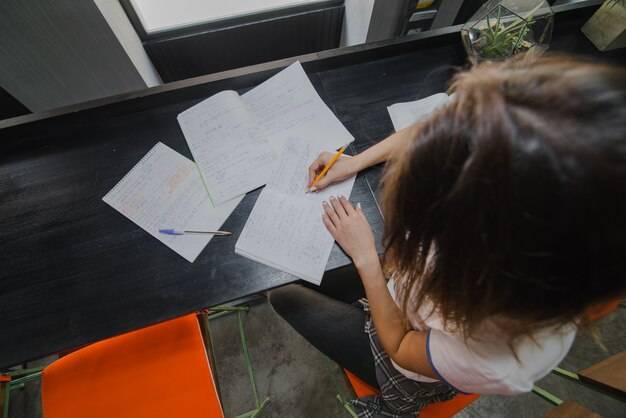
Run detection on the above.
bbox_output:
[178,90,277,206]
[236,138,356,284]
[267,137,355,206]
[387,92,454,132]
[236,191,332,283]
[103,142,242,262]
[241,61,354,153]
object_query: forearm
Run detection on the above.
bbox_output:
[354,254,436,379]
[323,195,436,379]
[353,255,407,357]
[352,124,420,172]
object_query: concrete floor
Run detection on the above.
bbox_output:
[7,295,626,417]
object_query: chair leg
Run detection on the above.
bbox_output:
[2,381,10,418]
[199,313,222,399]
[323,356,358,417]
[532,385,563,406]
[235,310,272,416]
[1,366,46,418]
[206,305,271,417]
[237,310,260,409]
[251,397,270,418]
[551,367,626,403]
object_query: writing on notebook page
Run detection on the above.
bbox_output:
[243,81,316,133]
[239,193,331,274]
[178,91,276,206]
[241,62,351,152]
[267,137,346,206]
[266,136,314,195]
[103,142,242,263]
[178,61,353,207]
[236,137,356,284]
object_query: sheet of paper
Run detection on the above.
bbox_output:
[236,138,356,284]
[103,142,242,262]
[387,92,454,132]
[242,61,354,153]
[177,90,277,206]
[266,136,355,206]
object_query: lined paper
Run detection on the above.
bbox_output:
[178,61,354,206]
[177,91,276,206]
[236,138,356,284]
[242,61,354,152]
[103,142,242,262]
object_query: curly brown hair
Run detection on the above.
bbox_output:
[381,54,626,342]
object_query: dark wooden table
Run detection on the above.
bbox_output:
[1,3,623,369]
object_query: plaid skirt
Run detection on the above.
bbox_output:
[348,299,456,418]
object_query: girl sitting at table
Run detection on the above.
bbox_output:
[269,54,626,416]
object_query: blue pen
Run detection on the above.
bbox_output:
[159,229,231,236]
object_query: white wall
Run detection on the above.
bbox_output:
[95,0,161,87]
[340,0,376,47]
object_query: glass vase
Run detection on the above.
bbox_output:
[461,0,554,64]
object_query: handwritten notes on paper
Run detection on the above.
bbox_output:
[241,62,354,152]
[178,91,276,206]
[103,142,243,262]
[235,138,356,284]
[177,61,353,207]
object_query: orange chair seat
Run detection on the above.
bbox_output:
[586,299,619,321]
[344,369,479,418]
[42,314,223,418]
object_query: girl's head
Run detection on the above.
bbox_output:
[382,54,626,338]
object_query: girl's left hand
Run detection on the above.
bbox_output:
[322,196,378,267]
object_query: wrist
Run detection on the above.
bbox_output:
[351,152,370,174]
[353,250,381,273]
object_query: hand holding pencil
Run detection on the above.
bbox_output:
[306,144,356,192]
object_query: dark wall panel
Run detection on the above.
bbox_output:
[144,6,344,82]
[0,0,148,113]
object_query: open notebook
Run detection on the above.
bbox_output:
[235,138,356,285]
[178,61,354,206]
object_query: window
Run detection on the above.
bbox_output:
[129,0,330,34]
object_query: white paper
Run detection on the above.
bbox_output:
[387,92,455,132]
[236,138,356,284]
[177,91,277,206]
[242,61,354,152]
[178,61,353,206]
[103,142,242,262]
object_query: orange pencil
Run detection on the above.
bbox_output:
[306,143,349,193]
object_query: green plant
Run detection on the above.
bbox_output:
[473,2,542,60]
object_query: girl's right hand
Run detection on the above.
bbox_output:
[308,152,359,191]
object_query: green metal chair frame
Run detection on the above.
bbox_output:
[532,302,626,407]
[531,366,626,408]
[323,356,360,417]
[203,306,271,418]
[532,384,567,407]
[546,366,626,403]
[2,366,45,418]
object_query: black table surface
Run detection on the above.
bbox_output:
[1,4,623,369]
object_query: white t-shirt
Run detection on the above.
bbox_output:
[387,279,577,395]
